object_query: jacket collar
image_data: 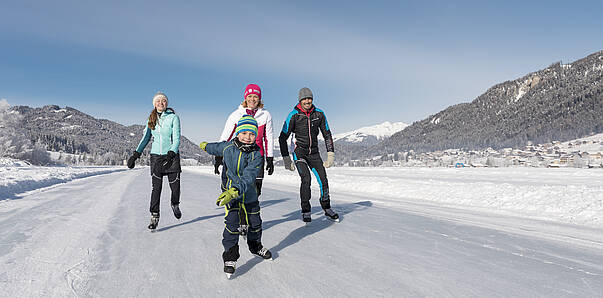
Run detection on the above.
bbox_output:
[237,105,263,117]
[295,103,314,117]
[233,138,259,152]
[157,109,174,118]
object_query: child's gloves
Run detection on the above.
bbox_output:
[216,187,239,206]
[283,156,296,171]
[323,152,335,168]
[199,142,208,151]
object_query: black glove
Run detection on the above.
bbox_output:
[127,151,141,169]
[162,150,176,172]
[266,157,274,175]
[214,156,223,175]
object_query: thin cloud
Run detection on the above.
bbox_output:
[1,0,494,96]
[3,0,602,137]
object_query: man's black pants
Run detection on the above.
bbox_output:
[293,151,331,213]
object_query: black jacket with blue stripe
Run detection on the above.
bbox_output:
[279,103,334,157]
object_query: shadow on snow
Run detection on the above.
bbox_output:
[154,213,223,232]
[234,200,372,277]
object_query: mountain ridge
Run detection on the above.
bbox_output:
[332,121,408,145]
[11,104,211,165]
[368,50,603,157]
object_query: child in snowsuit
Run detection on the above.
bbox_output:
[199,115,272,277]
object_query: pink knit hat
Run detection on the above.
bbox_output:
[244,84,261,100]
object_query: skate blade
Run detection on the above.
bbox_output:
[252,254,273,261]
[327,217,340,223]
[225,273,233,279]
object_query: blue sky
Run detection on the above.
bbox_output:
[1,0,602,144]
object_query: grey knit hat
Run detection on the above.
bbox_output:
[298,87,313,101]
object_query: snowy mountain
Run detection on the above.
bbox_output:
[373,50,603,155]
[556,132,603,152]
[9,105,211,165]
[276,121,408,165]
[332,121,408,145]
[308,121,409,165]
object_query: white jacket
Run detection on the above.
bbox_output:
[219,105,274,157]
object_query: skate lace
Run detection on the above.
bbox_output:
[302,212,311,219]
[224,261,236,267]
[257,247,269,256]
[324,208,336,216]
[238,225,249,234]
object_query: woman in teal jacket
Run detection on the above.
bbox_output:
[127,92,182,230]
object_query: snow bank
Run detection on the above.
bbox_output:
[185,166,603,228]
[3,162,601,227]
[0,159,126,199]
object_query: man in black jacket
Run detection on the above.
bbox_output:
[279,87,339,223]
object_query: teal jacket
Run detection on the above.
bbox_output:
[205,140,262,204]
[136,109,181,154]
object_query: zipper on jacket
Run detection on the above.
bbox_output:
[237,151,245,203]
[236,151,242,176]
[307,114,312,155]
[158,114,163,154]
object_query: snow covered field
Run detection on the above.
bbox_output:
[1,165,602,296]
[189,166,603,228]
[0,158,126,200]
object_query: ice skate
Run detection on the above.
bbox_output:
[324,208,339,222]
[302,212,312,224]
[148,212,160,231]
[171,204,181,219]
[224,261,236,279]
[249,242,272,260]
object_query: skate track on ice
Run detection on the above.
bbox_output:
[1,168,602,297]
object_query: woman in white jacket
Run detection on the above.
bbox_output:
[215,83,274,197]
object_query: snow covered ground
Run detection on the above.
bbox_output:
[1,165,602,296]
[188,166,603,228]
[0,158,126,200]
